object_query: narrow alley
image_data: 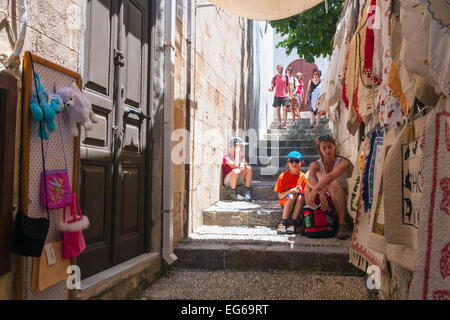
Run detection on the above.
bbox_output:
[0,0,448,305]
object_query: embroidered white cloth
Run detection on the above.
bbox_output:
[428,5,450,96]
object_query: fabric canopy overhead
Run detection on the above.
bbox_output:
[207,0,324,21]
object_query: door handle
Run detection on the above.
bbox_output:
[123,107,151,121]
[114,48,125,67]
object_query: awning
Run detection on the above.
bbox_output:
[207,0,324,21]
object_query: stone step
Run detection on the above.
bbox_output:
[266,128,332,135]
[203,200,281,227]
[252,166,310,181]
[175,226,361,274]
[269,118,330,129]
[257,139,317,149]
[248,155,320,168]
[264,131,331,141]
[222,184,277,201]
[256,146,317,157]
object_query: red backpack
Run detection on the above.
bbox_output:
[300,194,337,238]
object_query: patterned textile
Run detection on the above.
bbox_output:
[400,0,434,83]
[368,127,399,256]
[343,0,371,114]
[347,144,364,221]
[363,0,382,85]
[426,0,450,29]
[409,97,450,299]
[383,118,425,270]
[379,0,404,125]
[362,129,384,213]
[350,138,389,274]
[322,13,347,111]
[427,1,450,97]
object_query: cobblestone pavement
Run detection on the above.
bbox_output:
[139,269,369,300]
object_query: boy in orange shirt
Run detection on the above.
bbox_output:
[274,151,307,234]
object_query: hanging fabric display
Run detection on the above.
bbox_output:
[390,15,418,116]
[363,0,382,85]
[347,142,365,221]
[400,0,434,83]
[322,9,348,111]
[362,129,384,213]
[350,137,389,278]
[409,96,450,300]
[367,127,399,256]
[427,1,450,97]
[378,0,404,125]
[383,117,425,270]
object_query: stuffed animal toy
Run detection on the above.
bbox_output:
[57,82,98,137]
[29,73,59,140]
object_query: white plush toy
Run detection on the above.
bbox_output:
[57,82,98,137]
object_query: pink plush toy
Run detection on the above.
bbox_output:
[57,82,98,137]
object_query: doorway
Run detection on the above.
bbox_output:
[77,0,151,279]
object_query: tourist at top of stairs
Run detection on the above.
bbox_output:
[293,72,305,124]
[222,137,253,201]
[305,68,322,129]
[269,64,293,129]
[305,135,352,239]
[274,151,307,235]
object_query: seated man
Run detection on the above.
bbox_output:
[222,137,252,201]
[305,135,351,239]
[274,151,306,235]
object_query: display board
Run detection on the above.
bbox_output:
[18,53,80,300]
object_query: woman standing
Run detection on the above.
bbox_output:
[304,135,352,239]
[286,67,298,125]
[305,69,321,128]
[294,72,304,124]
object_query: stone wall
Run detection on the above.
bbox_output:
[186,7,250,233]
[172,0,188,245]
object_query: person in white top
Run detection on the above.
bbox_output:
[305,135,352,239]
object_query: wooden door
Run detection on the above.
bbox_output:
[77,0,149,279]
[114,0,149,264]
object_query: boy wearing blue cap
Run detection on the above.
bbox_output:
[274,151,307,234]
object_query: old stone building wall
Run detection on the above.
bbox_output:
[187,6,250,233]
[172,0,188,245]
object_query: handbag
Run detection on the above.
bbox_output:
[31,240,70,291]
[11,209,49,257]
[11,52,50,257]
[40,116,72,209]
[61,194,87,259]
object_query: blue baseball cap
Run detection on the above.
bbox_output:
[286,151,303,161]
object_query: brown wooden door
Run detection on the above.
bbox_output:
[77,0,149,279]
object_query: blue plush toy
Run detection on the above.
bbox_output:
[29,73,60,140]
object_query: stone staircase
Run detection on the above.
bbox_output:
[174,115,362,278]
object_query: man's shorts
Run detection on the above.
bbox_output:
[273,96,290,108]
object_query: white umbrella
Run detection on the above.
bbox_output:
[207,0,325,21]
